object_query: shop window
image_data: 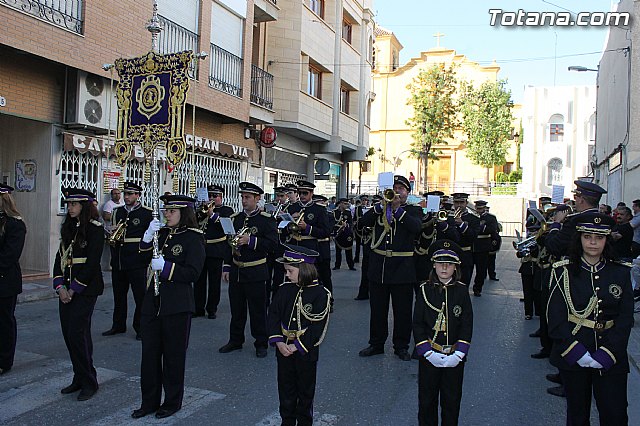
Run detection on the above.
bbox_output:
[308,66,322,99]
[58,151,100,214]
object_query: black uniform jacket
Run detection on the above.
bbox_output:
[0,216,27,297]
[544,207,599,258]
[360,202,422,284]
[267,280,331,362]
[53,220,104,297]
[203,205,234,258]
[317,207,334,262]
[547,258,633,374]
[413,280,473,358]
[473,212,498,252]
[140,226,205,316]
[113,203,153,270]
[223,210,277,283]
[354,205,366,239]
[457,211,480,251]
[286,202,331,252]
[414,215,461,281]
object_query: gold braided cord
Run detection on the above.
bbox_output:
[296,288,331,347]
[59,242,73,272]
[550,264,598,335]
[421,284,447,343]
[370,214,394,250]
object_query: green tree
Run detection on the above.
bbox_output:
[459,80,514,183]
[405,64,458,191]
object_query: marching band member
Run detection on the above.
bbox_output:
[414,240,473,426]
[471,200,498,297]
[284,183,299,206]
[269,186,290,298]
[358,175,422,361]
[219,182,277,358]
[451,193,480,286]
[103,181,153,340]
[332,198,356,271]
[354,194,378,301]
[516,215,541,320]
[312,194,334,305]
[133,194,205,419]
[194,184,233,319]
[267,244,331,426]
[54,188,104,401]
[353,194,370,263]
[0,184,26,375]
[547,213,633,425]
[485,206,501,281]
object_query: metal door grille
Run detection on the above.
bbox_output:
[124,161,159,207]
[58,150,100,213]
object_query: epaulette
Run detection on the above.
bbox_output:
[14,216,23,221]
[90,219,103,227]
[613,260,633,268]
[552,259,570,268]
[260,211,272,218]
[141,205,153,211]
[187,227,204,234]
[230,212,240,218]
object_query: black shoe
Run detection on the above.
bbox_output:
[102,328,126,336]
[529,330,541,338]
[155,408,179,419]
[60,383,82,394]
[547,385,566,398]
[354,296,369,300]
[525,315,532,320]
[349,267,357,271]
[77,387,98,401]
[207,312,217,319]
[519,298,525,302]
[354,260,359,264]
[411,348,420,360]
[546,373,562,385]
[473,291,481,297]
[531,351,550,359]
[332,267,340,270]
[219,342,242,353]
[490,277,499,281]
[359,346,384,357]
[0,366,11,375]
[131,407,157,418]
[193,312,205,318]
[136,333,142,341]
[394,349,411,361]
[256,347,268,358]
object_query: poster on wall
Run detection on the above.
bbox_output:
[15,160,36,192]
[103,171,121,191]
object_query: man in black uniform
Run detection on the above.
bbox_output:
[219,182,277,358]
[354,194,378,300]
[486,206,501,281]
[353,194,369,263]
[358,175,422,361]
[103,181,153,340]
[471,200,498,296]
[332,198,356,271]
[268,186,289,299]
[451,193,479,286]
[286,181,332,295]
[194,185,233,319]
[312,194,334,302]
[284,183,299,206]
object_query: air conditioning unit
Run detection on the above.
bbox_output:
[64,70,117,133]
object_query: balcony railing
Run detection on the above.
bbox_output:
[1,0,83,34]
[250,65,274,110]
[158,15,199,77]
[209,43,243,98]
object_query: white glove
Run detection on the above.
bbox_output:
[589,358,603,369]
[151,255,165,271]
[576,352,595,368]
[143,219,162,243]
[442,354,461,368]
[425,352,447,368]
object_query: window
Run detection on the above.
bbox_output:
[392,50,398,71]
[309,0,324,18]
[340,86,350,114]
[366,100,372,126]
[547,158,563,186]
[308,66,322,99]
[548,113,564,142]
[342,19,353,44]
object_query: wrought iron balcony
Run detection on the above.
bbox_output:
[158,15,199,77]
[250,65,273,110]
[1,0,83,34]
[209,43,243,98]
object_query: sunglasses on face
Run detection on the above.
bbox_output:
[299,191,310,196]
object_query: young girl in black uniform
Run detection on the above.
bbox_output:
[547,213,633,426]
[267,244,331,426]
[413,239,473,426]
[132,195,205,419]
[54,188,104,401]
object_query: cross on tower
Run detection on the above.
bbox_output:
[433,32,445,48]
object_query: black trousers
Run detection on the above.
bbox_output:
[59,295,98,391]
[111,267,146,333]
[0,295,18,370]
[521,273,535,317]
[418,359,465,426]
[356,246,370,299]
[272,262,286,295]
[487,252,497,279]
[140,312,192,412]
[316,260,333,295]
[472,252,489,293]
[194,257,222,315]
[277,350,318,426]
[228,279,267,348]
[368,282,413,350]
[460,251,473,285]
[538,269,552,354]
[334,244,354,269]
[354,235,362,263]
[559,369,628,426]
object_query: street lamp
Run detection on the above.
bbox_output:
[393,149,414,172]
[567,66,598,72]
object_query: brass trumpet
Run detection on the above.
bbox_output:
[108,219,127,246]
[287,212,305,238]
[383,188,397,202]
[229,226,251,251]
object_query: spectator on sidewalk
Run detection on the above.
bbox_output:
[631,199,640,257]
[102,188,123,233]
[611,206,634,260]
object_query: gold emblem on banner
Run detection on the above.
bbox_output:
[136,75,165,120]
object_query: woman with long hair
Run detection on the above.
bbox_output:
[53,188,104,401]
[0,184,27,375]
[267,244,331,426]
[547,213,633,425]
[132,195,205,419]
[413,239,473,426]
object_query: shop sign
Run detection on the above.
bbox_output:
[185,134,252,160]
[103,171,121,190]
[15,160,37,192]
[259,127,277,148]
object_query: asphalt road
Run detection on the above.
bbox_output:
[3,242,639,425]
